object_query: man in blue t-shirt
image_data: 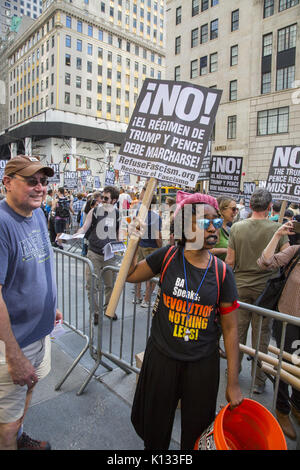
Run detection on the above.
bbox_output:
[0,155,62,450]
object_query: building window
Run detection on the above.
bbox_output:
[86,97,92,109]
[210,19,218,40]
[276,65,295,90]
[87,43,93,55]
[229,80,237,100]
[65,54,71,66]
[257,107,289,135]
[200,56,208,76]
[192,0,199,16]
[65,72,71,85]
[88,25,93,37]
[97,100,102,111]
[227,115,237,139]
[175,36,181,54]
[279,0,299,11]
[87,79,92,91]
[261,72,272,94]
[66,15,71,28]
[201,0,209,11]
[64,92,70,104]
[65,35,71,47]
[176,6,181,24]
[263,33,273,56]
[211,0,219,5]
[87,61,92,73]
[190,59,198,78]
[209,52,218,72]
[76,57,82,70]
[263,0,274,17]
[76,95,81,107]
[231,9,239,31]
[230,45,238,66]
[76,76,81,88]
[191,28,198,47]
[200,24,208,43]
[174,65,180,81]
[77,39,82,51]
[77,20,82,32]
[277,24,297,52]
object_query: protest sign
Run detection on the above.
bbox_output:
[94,176,101,188]
[266,146,300,203]
[198,139,212,181]
[114,78,222,189]
[105,170,115,186]
[48,163,60,184]
[0,160,7,180]
[243,181,257,208]
[106,79,222,318]
[209,155,243,198]
[79,169,91,186]
[64,171,78,189]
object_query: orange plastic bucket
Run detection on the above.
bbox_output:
[194,398,287,450]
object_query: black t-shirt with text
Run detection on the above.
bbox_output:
[146,245,238,361]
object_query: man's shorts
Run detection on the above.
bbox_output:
[0,336,51,423]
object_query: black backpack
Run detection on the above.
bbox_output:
[55,198,70,218]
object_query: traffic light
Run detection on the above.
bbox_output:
[63,155,70,163]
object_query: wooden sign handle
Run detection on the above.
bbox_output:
[105,177,158,318]
[278,200,287,224]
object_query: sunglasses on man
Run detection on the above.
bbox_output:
[11,175,48,187]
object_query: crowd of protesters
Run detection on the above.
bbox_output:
[1,158,300,450]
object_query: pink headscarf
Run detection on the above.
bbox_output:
[174,191,219,218]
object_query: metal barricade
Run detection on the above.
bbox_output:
[88,266,300,411]
[238,301,300,410]
[52,248,112,395]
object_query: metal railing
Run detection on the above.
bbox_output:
[238,301,300,410]
[52,247,113,395]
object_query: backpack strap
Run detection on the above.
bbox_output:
[160,246,178,284]
[214,255,226,305]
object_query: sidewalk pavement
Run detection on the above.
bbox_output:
[24,330,299,451]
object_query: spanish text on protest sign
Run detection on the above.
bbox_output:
[243,181,257,208]
[48,163,60,184]
[266,146,300,203]
[114,79,222,189]
[64,171,78,189]
[209,155,243,198]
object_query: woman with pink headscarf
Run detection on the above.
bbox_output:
[126,191,243,450]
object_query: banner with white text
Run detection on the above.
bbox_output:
[208,155,243,198]
[266,146,300,203]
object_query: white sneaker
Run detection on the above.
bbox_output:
[141,300,150,308]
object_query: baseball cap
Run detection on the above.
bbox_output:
[4,155,54,177]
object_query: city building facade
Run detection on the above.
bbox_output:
[166,0,300,184]
[0,0,166,184]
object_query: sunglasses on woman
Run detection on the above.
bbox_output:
[196,218,223,230]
